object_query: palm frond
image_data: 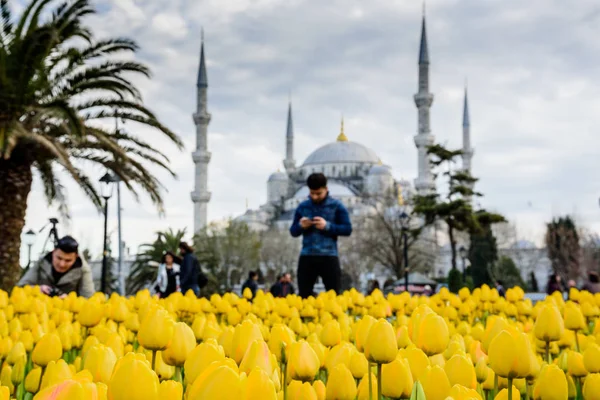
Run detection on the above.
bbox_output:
[1,0,13,38]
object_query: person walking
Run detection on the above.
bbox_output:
[178,242,201,296]
[241,270,259,299]
[289,173,352,298]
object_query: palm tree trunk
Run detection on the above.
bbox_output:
[0,158,33,292]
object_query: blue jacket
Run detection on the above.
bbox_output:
[289,194,352,257]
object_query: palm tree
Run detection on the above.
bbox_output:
[0,0,183,291]
[126,228,186,295]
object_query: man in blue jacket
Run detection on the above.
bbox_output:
[290,173,352,298]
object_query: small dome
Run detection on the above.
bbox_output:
[302,141,380,166]
[268,170,288,182]
[369,164,392,176]
[294,182,357,199]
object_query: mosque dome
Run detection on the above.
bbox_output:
[368,164,392,176]
[301,119,380,166]
[268,170,288,182]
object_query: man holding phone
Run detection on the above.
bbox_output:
[290,173,352,298]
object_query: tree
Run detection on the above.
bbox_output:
[580,229,600,276]
[448,268,463,293]
[351,193,436,281]
[496,256,526,289]
[260,227,301,283]
[0,0,182,291]
[469,217,499,287]
[194,220,262,291]
[528,271,539,292]
[413,144,505,272]
[545,216,581,281]
[126,229,186,295]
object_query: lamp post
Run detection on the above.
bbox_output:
[400,211,409,293]
[23,229,36,268]
[99,172,116,294]
[459,246,467,280]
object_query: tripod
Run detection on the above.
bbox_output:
[39,218,59,255]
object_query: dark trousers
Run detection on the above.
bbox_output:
[297,255,341,298]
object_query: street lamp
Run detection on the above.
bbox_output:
[399,211,409,294]
[459,245,467,280]
[23,229,36,268]
[99,172,116,293]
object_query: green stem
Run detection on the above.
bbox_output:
[377,363,382,400]
[174,366,182,383]
[152,350,157,373]
[574,330,580,352]
[368,363,373,400]
[545,341,551,364]
[283,361,287,400]
[508,377,513,400]
[493,374,498,398]
[525,380,530,400]
[576,376,583,400]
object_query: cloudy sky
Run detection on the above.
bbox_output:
[17,0,600,262]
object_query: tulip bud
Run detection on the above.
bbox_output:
[532,364,568,400]
[534,304,564,342]
[83,344,117,384]
[32,333,63,367]
[313,380,326,400]
[137,307,175,351]
[0,365,12,395]
[186,365,242,399]
[159,380,183,400]
[239,339,274,376]
[325,364,357,400]
[584,343,600,373]
[10,357,25,386]
[6,341,26,365]
[231,320,264,364]
[381,358,413,399]
[243,368,277,400]
[184,340,226,384]
[349,350,368,379]
[162,322,196,367]
[475,358,488,383]
[364,319,397,364]
[564,301,586,332]
[108,352,160,400]
[567,350,587,377]
[445,353,476,389]
[488,329,533,379]
[583,373,600,400]
[288,341,320,382]
[354,315,376,352]
[0,386,8,400]
[420,365,451,399]
[40,360,73,391]
[416,313,450,356]
[33,379,85,400]
[78,300,104,328]
[320,320,342,348]
[24,367,42,393]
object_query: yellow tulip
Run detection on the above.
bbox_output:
[10,357,25,386]
[162,322,196,367]
[534,303,564,342]
[584,343,600,373]
[108,352,159,400]
[287,380,317,400]
[239,339,274,376]
[357,373,377,400]
[0,386,8,400]
[381,358,413,399]
[24,367,41,393]
[488,329,532,379]
[231,320,264,364]
[447,383,482,399]
[325,364,357,400]
[267,324,295,362]
[186,365,242,400]
[320,320,342,347]
[495,386,520,400]
[445,353,476,389]
[78,301,104,328]
[416,313,449,356]
[532,364,568,400]
[364,318,397,364]
[475,358,488,383]
[420,365,451,400]
[184,340,226,384]
[33,379,85,400]
[158,380,183,400]
[137,307,175,351]
[313,380,326,400]
[40,360,73,391]
[567,350,587,377]
[6,341,26,365]
[564,301,586,332]
[354,315,376,352]
[348,350,368,379]
[242,367,277,400]
[288,340,320,382]
[583,373,600,400]
[82,344,117,384]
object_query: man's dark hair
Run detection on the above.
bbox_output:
[589,272,599,283]
[307,173,327,190]
[179,241,194,253]
[249,271,258,279]
[56,236,78,254]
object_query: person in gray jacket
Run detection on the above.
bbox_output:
[17,235,95,298]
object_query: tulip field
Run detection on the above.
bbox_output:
[1,285,600,400]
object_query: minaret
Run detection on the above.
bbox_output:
[191,31,211,233]
[413,9,436,195]
[461,85,473,173]
[283,101,295,173]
